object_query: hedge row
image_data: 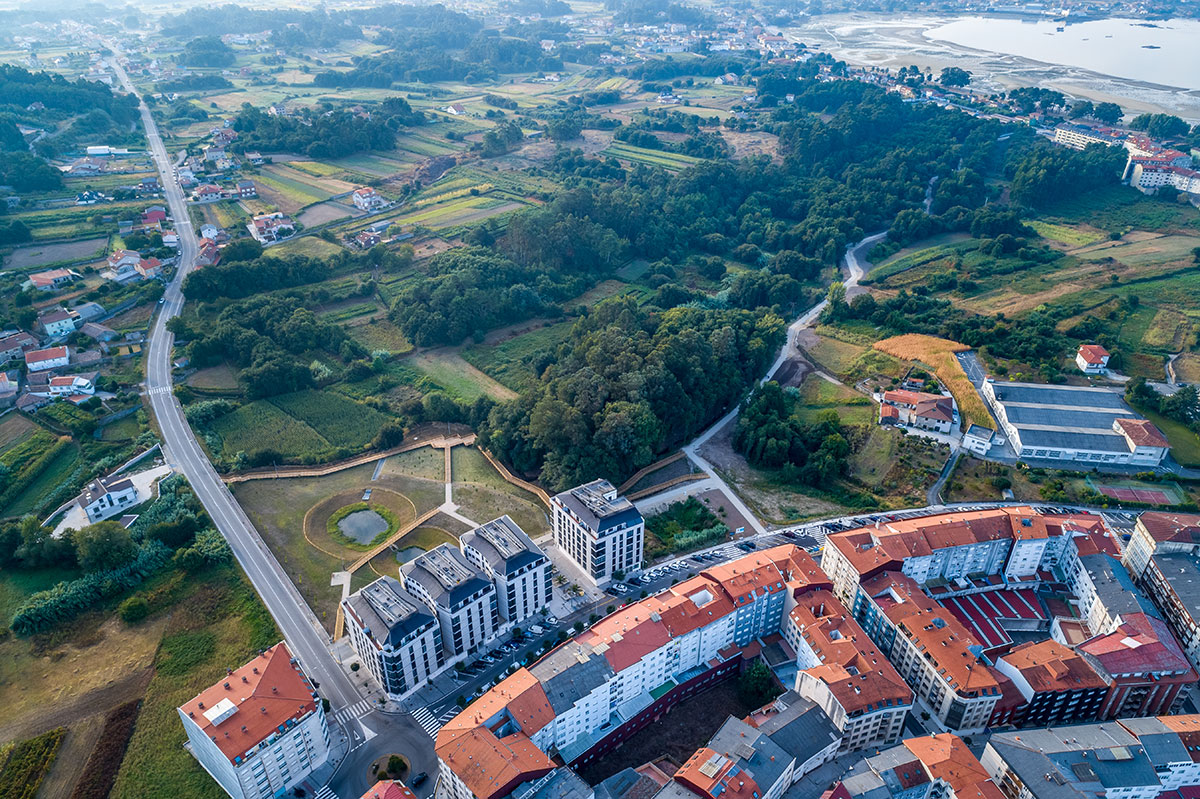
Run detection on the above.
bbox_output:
[0,727,66,799]
[69,700,142,799]
[10,541,171,636]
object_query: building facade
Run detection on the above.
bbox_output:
[343,576,445,701]
[178,643,331,799]
[460,516,551,626]
[401,544,499,657]
[551,479,644,586]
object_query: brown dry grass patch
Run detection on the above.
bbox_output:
[872,334,992,430]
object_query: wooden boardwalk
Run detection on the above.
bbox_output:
[225,434,476,483]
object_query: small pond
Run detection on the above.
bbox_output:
[338,509,389,544]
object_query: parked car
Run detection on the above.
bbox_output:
[546,615,558,625]
[412,773,428,787]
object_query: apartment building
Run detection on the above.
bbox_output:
[551,479,644,586]
[178,643,331,799]
[982,716,1200,799]
[1122,511,1200,578]
[460,516,551,625]
[1075,611,1195,719]
[400,544,499,657]
[991,640,1107,728]
[436,546,826,799]
[342,576,445,701]
[785,589,912,752]
[1138,551,1200,673]
[838,733,1006,799]
[854,572,1001,735]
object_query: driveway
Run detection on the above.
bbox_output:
[51,463,172,537]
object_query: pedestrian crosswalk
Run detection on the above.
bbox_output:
[147,385,171,396]
[412,706,461,738]
[314,786,339,799]
[332,699,373,725]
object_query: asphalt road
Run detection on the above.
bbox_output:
[103,51,428,794]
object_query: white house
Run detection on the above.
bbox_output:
[962,423,996,457]
[80,474,139,522]
[1075,344,1111,374]
[34,374,95,398]
[178,643,331,799]
[24,346,70,372]
[351,186,386,211]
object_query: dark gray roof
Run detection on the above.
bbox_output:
[1079,553,1161,620]
[552,479,642,533]
[400,544,493,609]
[650,782,702,799]
[1004,406,1131,430]
[990,383,1128,410]
[1150,553,1200,620]
[511,767,593,799]
[751,692,841,764]
[346,576,437,647]
[1017,428,1130,451]
[709,716,792,792]
[461,515,546,575]
[986,725,1160,799]
[594,769,661,799]
[528,641,614,714]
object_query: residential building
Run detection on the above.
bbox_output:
[1122,512,1200,577]
[1135,548,1200,673]
[195,184,224,202]
[400,544,498,657]
[1075,612,1195,718]
[785,589,912,752]
[359,781,416,799]
[80,473,139,522]
[245,151,264,165]
[854,571,1001,734]
[962,423,996,456]
[34,374,95,398]
[342,576,445,701]
[355,230,382,249]
[80,322,118,342]
[838,733,1006,799]
[877,389,955,434]
[178,643,330,799]
[26,268,80,292]
[1052,124,1128,150]
[197,237,221,266]
[68,156,105,176]
[200,223,223,241]
[72,302,106,324]
[991,640,1107,728]
[746,691,844,782]
[236,179,257,198]
[1130,161,1200,197]
[249,212,295,244]
[39,308,78,338]
[352,186,386,211]
[551,479,644,586]
[981,380,1168,465]
[981,717,1200,799]
[103,249,145,284]
[460,516,551,626]
[25,346,69,372]
[1075,344,1110,374]
[0,331,38,363]
[436,546,826,799]
[136,256,163,280]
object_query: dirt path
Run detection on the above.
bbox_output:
[0,666,152,744]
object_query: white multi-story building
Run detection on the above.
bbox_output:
[1123,512,1200,577]
[460,516,551,626]
[436,546,827,799]
[178,643,331,799]
[786,589,912,753]
[401,544,498,657]
[352,186,387,211]
[551,479,643,586]
[342,576,445,701]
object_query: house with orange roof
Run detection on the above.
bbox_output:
[1123,511,1200,576]
[177,642,330,799]
[838,733,1005,799]
[786,589,912,752]
[878,389,955,434]
[1075,343,1110,374]
[359,781,415,799]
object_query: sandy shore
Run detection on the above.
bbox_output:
[789,14,1200,119]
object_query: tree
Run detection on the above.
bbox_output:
[119,595,150,624]
[221,238,264,263]
[1092,102,1123,124]
[938,67,971,87]
[181,36,236,67]
[73,521,136,572]
[1129,113,1189,139]
[1070,100,1095,119]
[737,660,779,708]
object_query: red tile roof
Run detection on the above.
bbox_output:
[997,640,1106,693]
[676,747,761,799]
[26,346,68,363]
[1114,418,1169,449]
[1138,512,1200,544]
[903,734,1006,799]
[1077,612,1195,678]
[1077,344,1110,365]
[359,781,416,799]
[178,643,318,764]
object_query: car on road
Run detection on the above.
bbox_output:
[411,773,428,788]
[781,531,796,539]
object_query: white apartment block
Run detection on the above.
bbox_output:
[342,576,445,701]
[460,515,551,626]
[178,643,331,799]
[401,544,498,657]
[551,479,643,586]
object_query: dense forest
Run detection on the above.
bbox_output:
[227,100,421,158]
[0,65,139,158]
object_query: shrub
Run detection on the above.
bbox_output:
[0,727,66,799]
[118,595,150,624]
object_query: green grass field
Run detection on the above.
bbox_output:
[2,439,79,518]
[268,236,345,258]
[411,351,517,401]
[270,390,392,451]
[1028,220,1104,248]
[602,141,704,170]
[210,401,329,462]
[256,169,334,207]
[460,321,573,391]
[793,376,874,425]
[1138,407,1200,467]
[1044,184,1200,235]
[348,319,414,354]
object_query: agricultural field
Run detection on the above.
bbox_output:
[872,334,990,430]
[793,376,874,425]
[1027,220,1104,248]
[380,446,446,482]
[347,319,414,355]
[3,236,108,271]
[1043,184,1200,236]
[460,321,573,391]
[268,235,346,259]
[209,401,329,462]
[185,363,241,392]
[601,141,704,170]
[14,201,145,241]
[410,350,518,402]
